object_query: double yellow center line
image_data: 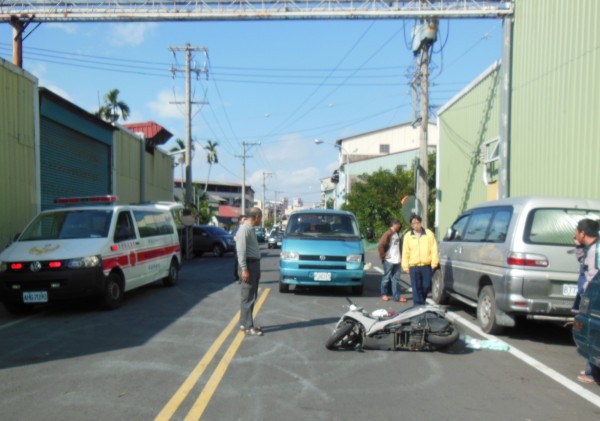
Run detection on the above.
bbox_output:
[155,288,271,420]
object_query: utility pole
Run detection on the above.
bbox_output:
[412,14,437,228]
[169,43,208,207]
[262,172,273,228]
[238,141,261,214]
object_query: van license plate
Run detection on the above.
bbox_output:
[562,284,577,297]
[23,291,48,303]
[314,272,331,281]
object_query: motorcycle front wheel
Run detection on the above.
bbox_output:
[325,322,361,350]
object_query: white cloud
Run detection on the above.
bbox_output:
[107,22,157,47]
[46,23,77,34]
[148,89,186,120]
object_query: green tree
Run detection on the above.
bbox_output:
[95,89,130,123]
[203,140,219,192]
[343,152,436,238]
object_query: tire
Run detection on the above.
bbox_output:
[279,281,290,293]
[426,325,460,347]
[213,243,224,257]
[477,285,503,334]
[431,269,449,304]
[351,285,364,296]
[163,259,179,287]
[325,322,361,350]
[4,301,34,315]
[100,272,124,310]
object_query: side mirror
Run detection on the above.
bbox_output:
[366,227,374,241]
[444,227,456,241]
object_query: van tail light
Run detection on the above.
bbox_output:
[507,252,549,267]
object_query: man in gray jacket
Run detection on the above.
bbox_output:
[236,207,263,336]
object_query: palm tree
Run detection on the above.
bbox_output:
[95,89,130,123]
[204,140,219,193]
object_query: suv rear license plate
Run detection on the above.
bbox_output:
[562,284,577,297]
[23,291,48,303]
[314,272,331,281]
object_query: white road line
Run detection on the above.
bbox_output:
[439,303,600,409]
[0,314,39,331]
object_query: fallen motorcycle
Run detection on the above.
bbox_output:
[326,298,459,351]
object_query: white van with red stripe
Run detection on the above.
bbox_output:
[0,196,183,314]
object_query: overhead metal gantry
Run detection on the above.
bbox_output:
[1,1,513,22]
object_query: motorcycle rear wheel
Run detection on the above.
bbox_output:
[426,326,459,347]
[325,322,360,350]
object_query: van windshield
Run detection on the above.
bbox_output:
[19,210,113,241]
[526,208,600,246]
[285,213,360,239]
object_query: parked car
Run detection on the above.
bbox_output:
[279,209,365,295]
[268,230,283,249]
[180,225,235,257]
[255,227,266,243]
[572,275,600,379]
[433,196,600,334]
[0,196,182,314]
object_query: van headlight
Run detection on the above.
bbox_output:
[347,254,362,263]
[66,255,101,269]
[280,251,299,261]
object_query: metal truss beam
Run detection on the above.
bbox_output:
[1,1,513,23]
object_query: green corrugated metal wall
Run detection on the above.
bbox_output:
[437,0,600,238]
[0,60,38,245]
[437,66,500,237]
[510,0,600,198]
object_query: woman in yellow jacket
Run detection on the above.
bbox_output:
[401,214,439,305]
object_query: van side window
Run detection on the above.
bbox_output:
[486,209,512,243]
[115,212,136,242]
[133,210,174,238]
[446,215,469,241]
[463,211,493,242]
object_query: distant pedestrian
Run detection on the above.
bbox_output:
[401,214,439,305]
[572,218,598,384]
[232,216,246,283]
[236,207,263,336]
[378,219,406,302]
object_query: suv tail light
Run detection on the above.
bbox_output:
[507,252,549,267]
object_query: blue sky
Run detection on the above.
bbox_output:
[0,18,503,205]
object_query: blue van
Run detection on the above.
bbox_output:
[279,210,365,295]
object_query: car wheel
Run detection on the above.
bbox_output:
[213,243,224,257]
[431,269,449,304]
[279,281,290,293]
[477,285,503,334]
[163,258,179,287]
[100,272,124,310]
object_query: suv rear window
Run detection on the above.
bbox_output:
[525,208,600,246]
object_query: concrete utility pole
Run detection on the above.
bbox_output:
[413,14,437,229]
[169,44,208,207]
[238,141,261,214]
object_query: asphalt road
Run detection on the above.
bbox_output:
[1,245,599,420]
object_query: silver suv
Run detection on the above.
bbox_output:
[433,196,600,333]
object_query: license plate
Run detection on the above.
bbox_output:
[314,272,331,281]
[23,291,48,303]
[562,284,577,297]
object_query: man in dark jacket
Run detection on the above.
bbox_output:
[377,219,405,302]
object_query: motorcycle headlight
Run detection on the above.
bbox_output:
[280,251,299,261]
[346,254,362,263]
[66,255,101,269]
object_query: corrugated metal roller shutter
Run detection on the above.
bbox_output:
[41,118,111,210]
